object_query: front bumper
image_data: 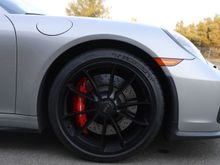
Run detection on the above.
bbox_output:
[164,58,220,138]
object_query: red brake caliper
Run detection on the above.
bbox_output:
[72,78,88,129]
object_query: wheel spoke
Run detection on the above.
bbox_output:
[118,112,149,126]
[108,64,117,98]
[115,74,136,98]
[110,116,125,147]
[101,118,108,149]
[67,84,96,102]
[77,112,99,135]
[62,109,97,120]
[126,110,136,116]
[117,100,150,109]
[83,70,102,100]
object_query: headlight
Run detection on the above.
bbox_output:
[162,29,206,62]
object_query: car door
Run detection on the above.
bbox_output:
[0,15,16,113]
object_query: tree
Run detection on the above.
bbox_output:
[176,21,187,36]
[175,15,220,57]
[176,21,201,46]
[175,15,220,48]
[66,0,109,18]
[197,21,209,47]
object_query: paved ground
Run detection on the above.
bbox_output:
[0,131,219,165]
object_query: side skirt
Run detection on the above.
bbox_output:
[0,114,38,130]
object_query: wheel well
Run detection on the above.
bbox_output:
[37,39,178,132]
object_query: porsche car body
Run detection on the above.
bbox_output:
[1,0,220,162]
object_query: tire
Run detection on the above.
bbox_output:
[48,49,164,162]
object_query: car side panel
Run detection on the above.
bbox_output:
[3,14,220,135]
[5,14,196,131]
[5,15,191,116]
[0,15,16,113]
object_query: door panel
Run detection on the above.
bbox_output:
[0,15,16,113]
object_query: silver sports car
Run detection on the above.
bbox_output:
[0,0,220,162]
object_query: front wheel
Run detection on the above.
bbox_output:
[49,49,164,162]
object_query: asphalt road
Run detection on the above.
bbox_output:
[0,131,219,165]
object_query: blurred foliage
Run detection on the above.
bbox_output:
[175,15,220,57]
[66,0,109,18]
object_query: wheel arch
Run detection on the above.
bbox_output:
[37,39,178,133]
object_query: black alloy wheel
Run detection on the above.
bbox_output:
[49,49,164,162]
